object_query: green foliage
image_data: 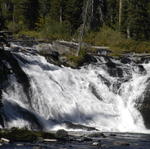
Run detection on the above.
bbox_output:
[7,21,26,33]
[0,0,150,54]
[39,18,71,40]
[85,26,150,56]
[22,0,40,30]
[16,30,40,38]
[127,0,150,40]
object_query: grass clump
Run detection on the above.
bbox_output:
[84,26,150,56]
[16,30,41,39]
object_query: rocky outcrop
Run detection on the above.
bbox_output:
[63,121,97,131]
[137,79,150,129]
[0,48,33,128]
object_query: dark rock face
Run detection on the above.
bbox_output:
[0,50,32,108]
[83,54,97,64]
[121,57,132,64]
[0,49,35,128]
[106,61,123,78]
[0,52,11,128]
[89,83,103,101]
[63,121,97,131]
[137,80,150,129]
[3,100,44,130]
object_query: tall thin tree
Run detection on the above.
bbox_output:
[119,0,122,30]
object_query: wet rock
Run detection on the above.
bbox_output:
[114,141,130,146]
[82,137,93,142]
[50,51,59,60]
[88,132,106,138]
[107,67,123,78]
[96,55,110,63]
[132,65,146,75]
[98,74,111,87]
[137,80,150,128]
[83,54,97,64]
[64,121,97,131]
[109,133,117,137]
[121,57,132,64]
[89,83,103,101]
[92,141,102,148]
[106,61,116,68]
[105,60,124,77]
[55,129,69,141]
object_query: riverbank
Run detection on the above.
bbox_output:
[0,128,150,149]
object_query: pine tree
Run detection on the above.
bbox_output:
[127,0,150,40]
[105,0,118,29]
[22,0,40,30]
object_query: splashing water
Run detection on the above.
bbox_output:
[2,50,150,133]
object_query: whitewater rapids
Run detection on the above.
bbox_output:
[2,49,150,133]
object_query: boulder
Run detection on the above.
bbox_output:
[55,129,69,141]
[52,41,77,55]
[0,138,10,143]
[121,57,132,64]
[83,54,97,64]
[35,43,53,55]
[132,65,146,75]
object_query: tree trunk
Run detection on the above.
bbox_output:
[60,6,63,23]
[76,0,90,56]
[119,0,122,31]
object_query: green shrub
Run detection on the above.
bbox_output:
[84,26,150,56]
[39,18,71,40]
[16,30,41,39]
[7,21,27,33]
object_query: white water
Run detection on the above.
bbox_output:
[2,51,150,133]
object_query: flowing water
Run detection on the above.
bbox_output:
[1,44,150,133]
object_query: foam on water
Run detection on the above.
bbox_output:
[2,51,150,133]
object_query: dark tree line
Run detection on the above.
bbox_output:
[0,0,150,40]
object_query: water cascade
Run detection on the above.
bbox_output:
[1,44,150,133]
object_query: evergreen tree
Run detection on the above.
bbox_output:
[127,0,150,40]
[105,0,118,29]
[22,0,40,30]
[39,0,51,19]
[63,0,83,32]
[50,0,61,22]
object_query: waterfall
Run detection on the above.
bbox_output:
[1,45,150,133]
